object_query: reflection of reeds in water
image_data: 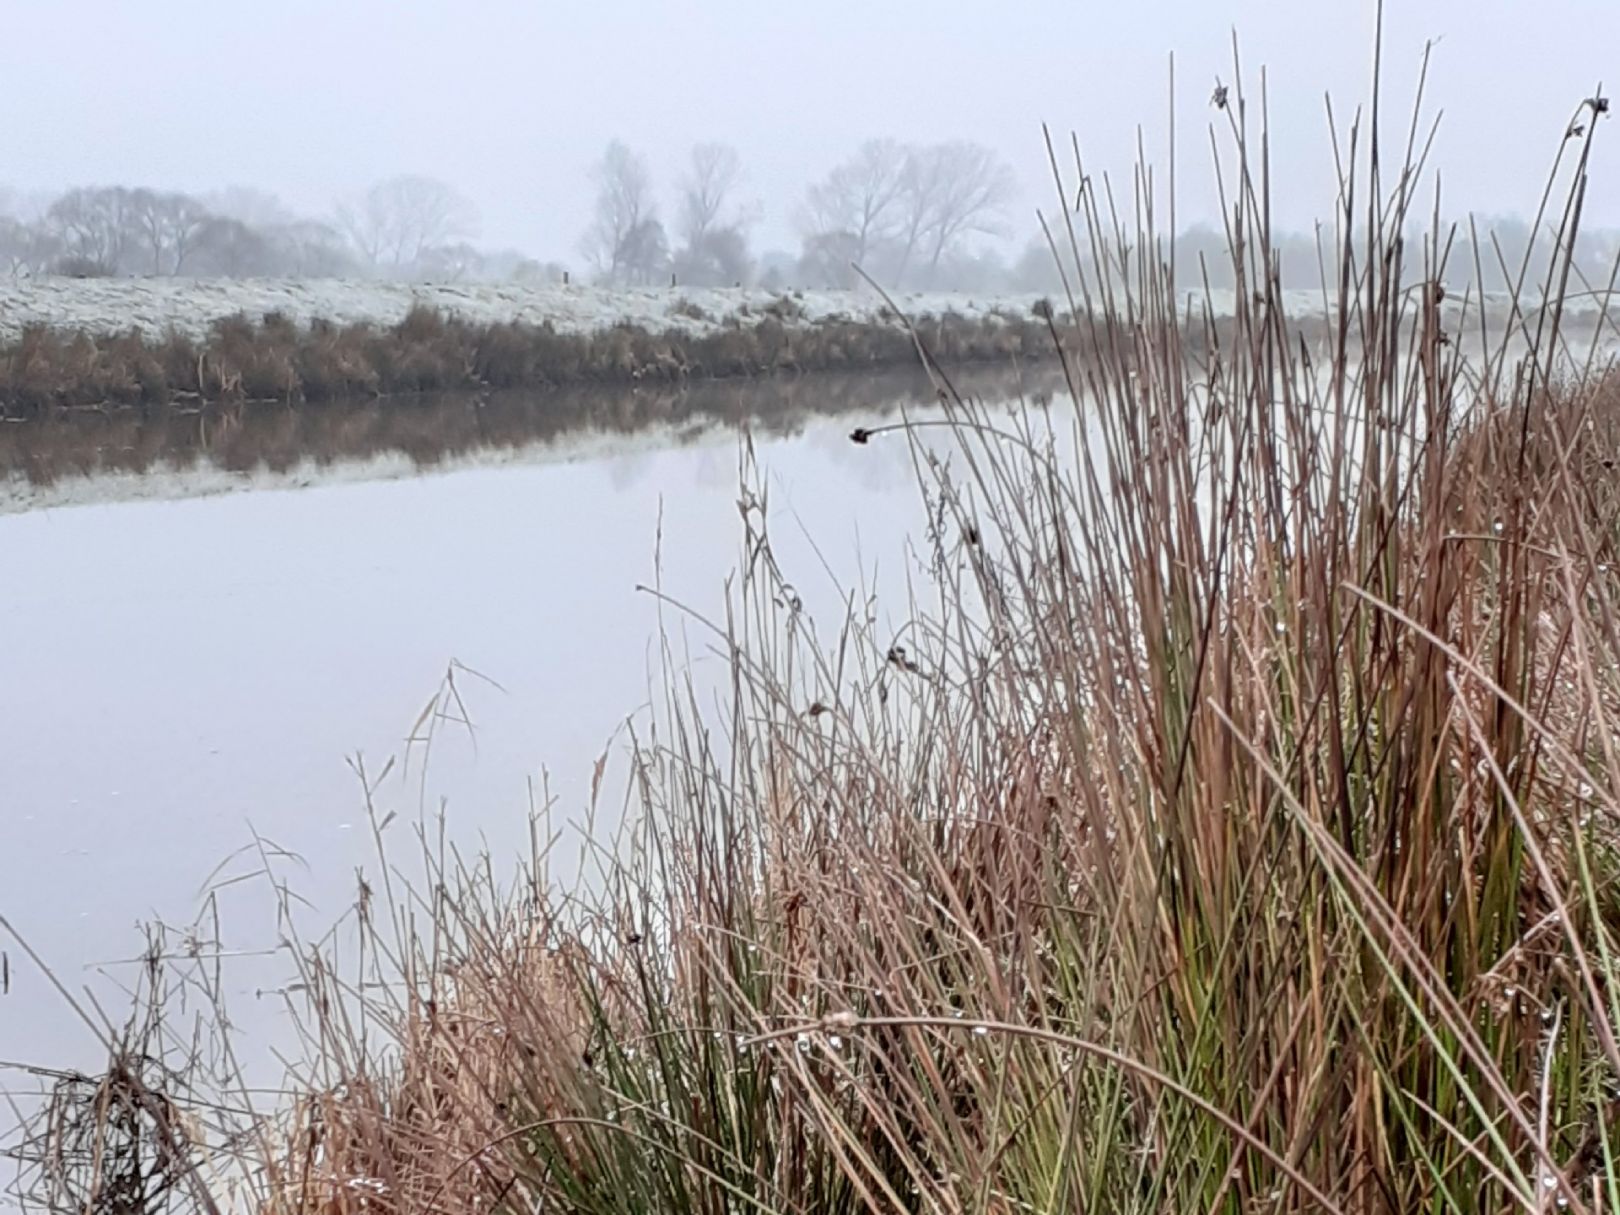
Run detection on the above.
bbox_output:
[0,303,1069,418]
[1,925,230,1215]
[0,364,1068,489]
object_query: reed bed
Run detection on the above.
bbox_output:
[9,48,1620,1215]
[0,302,1063,419]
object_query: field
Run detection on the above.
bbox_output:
[7,69,1620,1215]
[0,281,1077,344]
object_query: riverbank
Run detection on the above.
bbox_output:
[0,281,1076,416]
[0,280,1074,344]
[1,277,1612,417]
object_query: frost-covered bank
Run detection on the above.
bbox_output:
[0,276,1610,417]
[0,277,1600,343]
[0,280,1074,415]
[0,279,1062,343]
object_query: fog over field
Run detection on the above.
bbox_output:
[1,0,1617,290]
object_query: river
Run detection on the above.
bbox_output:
[0,367,1061,1138]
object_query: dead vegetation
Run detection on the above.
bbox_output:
[0,302,1066,419]
[2,931,234,1215]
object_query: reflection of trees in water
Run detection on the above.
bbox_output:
[0,366,1066,489]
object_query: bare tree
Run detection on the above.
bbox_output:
[674,225,751,287]
[0,217,60,275]
[188,213,354,279]
[796,230,862,288]
[26,183,372,279]
[799,140,1013,288]
[419,241,487,282]
[188,217,278,277]
[127,189,210,275]
[619,218,670,286]
[800,139,909,285]
[0,187,55,224]
[271,220,355,277]
[895,141,1014,287]
[46,187,137,275]
[673,143,754,285]
[337,175,478,276]
[677,143,744,248]
[581,141,661,285]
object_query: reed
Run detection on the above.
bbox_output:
[8,38,1620,1215]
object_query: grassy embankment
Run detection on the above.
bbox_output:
[8,55,1620,1215]
[0,297,1066,419]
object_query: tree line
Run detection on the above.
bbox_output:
[0,139,1024,290]
[581,138,1017,291]
[0,177,554,283]
[3,147,1616,295]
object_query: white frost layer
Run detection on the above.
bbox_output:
[0,279,1070,342]
[2,277,1594,344]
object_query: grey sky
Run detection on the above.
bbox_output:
[3,0,1616,262]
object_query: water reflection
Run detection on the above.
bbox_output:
[0,365,1066,505]
[0,366,1060,1107]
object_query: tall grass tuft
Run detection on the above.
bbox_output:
[11,45,1620,1215]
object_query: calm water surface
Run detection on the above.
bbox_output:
[0,371,1054,1122]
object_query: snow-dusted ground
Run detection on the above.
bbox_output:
[0,275,1609,345]
[1,277,1575,342]
[0,279,1069,342]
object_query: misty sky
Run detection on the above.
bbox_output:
[4,0,1617,263]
